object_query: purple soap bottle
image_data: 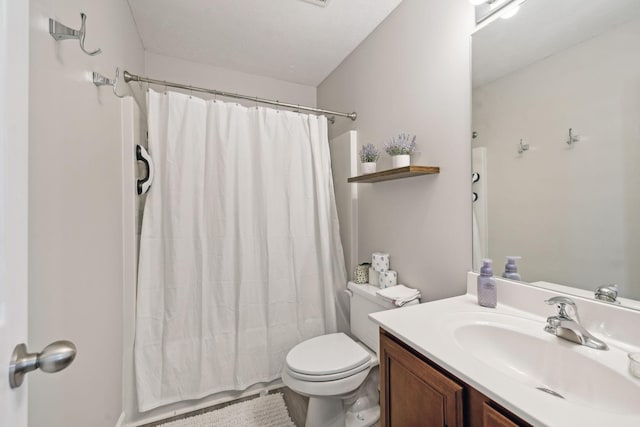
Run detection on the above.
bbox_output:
[478,259,497,308]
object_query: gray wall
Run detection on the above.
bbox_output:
[318,0,474,301]
[145,52,317,107]
[28,0,144,425]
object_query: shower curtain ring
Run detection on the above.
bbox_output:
[255,96,259,110]
[276,100,280,113]
[163,80,167,94]
[189,85,193,99]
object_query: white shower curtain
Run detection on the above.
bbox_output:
[135,90,347,411]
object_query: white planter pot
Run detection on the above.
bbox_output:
[392,154,410,168]
[361,162,377,174]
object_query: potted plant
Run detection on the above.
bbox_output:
[359,143,380,174]
[384,133,416,168]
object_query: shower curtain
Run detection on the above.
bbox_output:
[134,90,347,411]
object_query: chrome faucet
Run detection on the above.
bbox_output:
[544,296,608,350]
[594,284,619,304]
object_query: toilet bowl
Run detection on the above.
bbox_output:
[282,282,419,427]
[282,333,379,427]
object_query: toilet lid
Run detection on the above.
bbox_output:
[286,333,371,376]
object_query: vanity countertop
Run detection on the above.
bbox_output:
[369,274,640,427]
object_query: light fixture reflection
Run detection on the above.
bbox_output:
[500,4,520,19]
[500,0,526,19]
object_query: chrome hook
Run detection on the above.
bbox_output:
[518,139,530,154]
[113,67,126,98]
[92,67,125,98]
[79,13,101,56]
[49,13,102,56]
[566,128,580,145]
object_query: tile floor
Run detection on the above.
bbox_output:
[138,387,308,427]
[138,386,381,427]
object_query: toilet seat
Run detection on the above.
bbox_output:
[286,333,373,382]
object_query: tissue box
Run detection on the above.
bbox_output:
[368,268,380,287]
[378,270,398,289]
[371,252,390,272]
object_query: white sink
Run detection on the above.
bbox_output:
[369,275,640,426]
[446,312,640,415]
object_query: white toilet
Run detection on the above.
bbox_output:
[282,281,418,427]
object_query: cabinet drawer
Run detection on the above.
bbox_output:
[482,402,520,427]
[380,331,464,427]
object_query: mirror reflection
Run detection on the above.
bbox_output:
[471,0,640,308]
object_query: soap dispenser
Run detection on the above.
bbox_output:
[477,259,497,308]
[502,256,521,281]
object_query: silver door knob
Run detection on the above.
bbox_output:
[9,340,77,388]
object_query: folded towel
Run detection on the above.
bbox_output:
[376,285,421,307]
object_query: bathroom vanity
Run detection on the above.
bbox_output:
[380,329,529,426]
[370,273,640,427]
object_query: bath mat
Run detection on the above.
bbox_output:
[156,393,295,427]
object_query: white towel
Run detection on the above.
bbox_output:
[376,285,421,307]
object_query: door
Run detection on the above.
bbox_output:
[0,0,30,425]
[380,330,464,427]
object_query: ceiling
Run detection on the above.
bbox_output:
[472,0,640,88]
[128,0,403,87]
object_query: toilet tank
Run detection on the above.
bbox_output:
[347,282,418,356]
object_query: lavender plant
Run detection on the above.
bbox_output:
[384,133,417,156]
[359,143,380,163]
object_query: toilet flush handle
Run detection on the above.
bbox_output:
[344,289,353,298]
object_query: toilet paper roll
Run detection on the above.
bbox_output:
[368,268,380,287]
[378,270,398,289]
[371,252,390,272]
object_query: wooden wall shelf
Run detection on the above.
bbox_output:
[348,165,440,183]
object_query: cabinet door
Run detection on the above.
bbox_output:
[482,403,520,427]
[380,331,463,427]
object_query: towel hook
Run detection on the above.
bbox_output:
[518,139,530,154]
[49,13,102,56]
[92,67,126,98]
[566,128,580,145]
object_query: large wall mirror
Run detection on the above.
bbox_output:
[472,0,640,309]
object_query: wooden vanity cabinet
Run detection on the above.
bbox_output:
[379,329,531,427]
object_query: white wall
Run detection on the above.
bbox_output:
[473,17,640,298]
[28,0,144,426]
[145,52,317,108]
[318,0,474,301]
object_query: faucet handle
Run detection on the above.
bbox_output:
[595,284,619,303]
[545,296,579,321]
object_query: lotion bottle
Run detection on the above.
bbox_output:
[502,256,521,281]
[477,259,497,308]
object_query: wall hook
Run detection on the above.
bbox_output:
[49,13,102,56]
[566,128,580,145]
[518,139,530,154]
[92,67,126,98]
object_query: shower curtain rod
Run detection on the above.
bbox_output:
[123,71,357,122]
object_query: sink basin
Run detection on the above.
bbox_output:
[447,312,640,415]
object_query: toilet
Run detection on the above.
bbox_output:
[282,281,419,427]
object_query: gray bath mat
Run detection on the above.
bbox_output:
[157,393,295,427]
